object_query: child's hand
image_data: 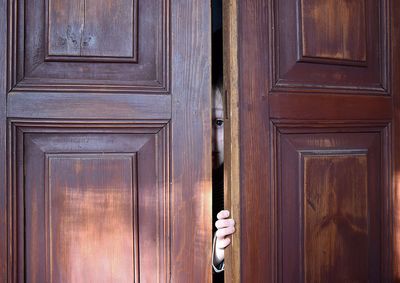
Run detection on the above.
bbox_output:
[213,210,236,266]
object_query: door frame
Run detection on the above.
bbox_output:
[223,0,241,282]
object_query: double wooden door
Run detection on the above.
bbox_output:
[0,0,212,282]
[225,0,400,282]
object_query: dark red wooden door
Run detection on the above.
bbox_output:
[229,0,400,281]
[0,0,212,282]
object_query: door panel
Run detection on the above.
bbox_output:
[229,0,398,281]
[301,0,367,62]
[1,0,211,281]
[11,0,167,91]
[14,123,168,282]
[7,92,171,119]
[277,129,386,282]
[274,0,386,92]
[48,0,137,59]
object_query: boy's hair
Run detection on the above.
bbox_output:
[212,28,223,87]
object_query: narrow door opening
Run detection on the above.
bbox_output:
[212,0,224,282]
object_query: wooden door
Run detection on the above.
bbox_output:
[0,0,212,282]
[225,0,400,282]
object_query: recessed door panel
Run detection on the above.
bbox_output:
[272,0,387,92]
[47,0,137,59]
[9,0,167,92]
[46,154,137,283]
[303,154,369,282]
[14,123,169,283]
[278,130,384,282]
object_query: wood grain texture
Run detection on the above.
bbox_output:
[8,92,171,119]
[0,0,6,280]
[237,0,272,282]
[11,121,170,282]
[24,0,45,77]
[273,0,386,92]
[83,0,136,58]
[269,93,392,120]
[223,0,241,282]
[48,0,85,56]
[11,0,167,92]
[171,0,211,281]
[46,155,138,282]
[304,155,369,283]
[278,129,385,283]
[301,0,367,62]
[4,0,210,281]
[391,0,400,280]
[236,2,393,281]
[48,0,137,59]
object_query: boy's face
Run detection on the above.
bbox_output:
[212,86,224,170]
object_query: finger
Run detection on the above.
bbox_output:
[216,226,236,239]
[217,210,230,220]
[216,238,231,250]
[215,219,235,229]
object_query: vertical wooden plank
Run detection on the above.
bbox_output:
[171,0,211,282]
[237,0,272,282]
[0,0,7,280]
[48,0,136,58]
[48,0,84,56]
[304,155,369,282]
[47,156,136,283]
[83,0,135,57]
[301,0,367,61]
[223,0,241,282]
[392,0,400,280]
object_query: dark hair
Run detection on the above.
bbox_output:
[212,28,223,86]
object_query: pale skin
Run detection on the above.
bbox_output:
[212,84,236,267]
[214,210,235,266]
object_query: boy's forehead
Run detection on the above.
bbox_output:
[212,108,224,119]
[212,92,223,105]
[212,106,223,114]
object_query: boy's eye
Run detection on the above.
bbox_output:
[214,119,224,127]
